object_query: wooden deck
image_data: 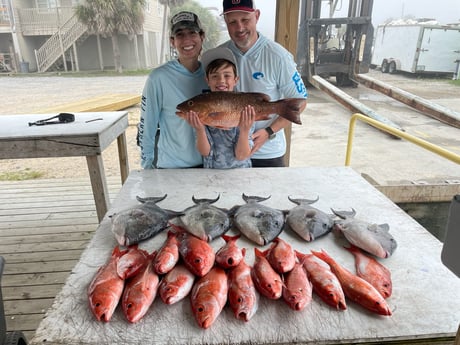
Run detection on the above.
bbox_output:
[0,177,122,341]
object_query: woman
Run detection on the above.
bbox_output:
[138,11,208,169]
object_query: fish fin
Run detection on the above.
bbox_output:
[192,194,220,205]
[379,223,390,232]
[242,193,271,203]
[253,93,272,102]
[331,208,356,219]
[136,194,167,204]
[367,223,390,233]
[288,195,319,205]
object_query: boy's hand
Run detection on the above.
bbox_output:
[239,105,255,131]
[183,111,205,130]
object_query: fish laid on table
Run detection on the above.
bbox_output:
[285,196,334,241]
[215,234,245,269]
[345,245,393,298]
[296,250,346,310]
[190,267,228,329]
[158,264,195,305]
[179,195,231,242]
[152,230,179,275]
[332,208,397,259]
[251,248,283,300]
[282,261,313,311]
[88,246,127,322]
[171,224,216,277]
[116,244,150,280]
[265,237,296,274]
[228,254,259,322]
[176,91,306,129]
[230,194,285,246]
[110,195,184,246]
[121,252,159,323]
[312,249,392,316]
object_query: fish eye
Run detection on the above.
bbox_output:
[188,100,194,106]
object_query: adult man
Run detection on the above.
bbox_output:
[220,0,308,167]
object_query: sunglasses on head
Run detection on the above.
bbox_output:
[29,113,75,126]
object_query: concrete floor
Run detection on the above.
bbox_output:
[290,70,460,185]
[1,70,459,185]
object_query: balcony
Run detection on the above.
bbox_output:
[16,7,75,36]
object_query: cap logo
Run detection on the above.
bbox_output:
[172,12,195,25]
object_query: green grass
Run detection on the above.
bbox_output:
[0,169,45,181]
[449,78,460,87]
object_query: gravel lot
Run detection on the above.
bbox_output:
[1,71,459,184]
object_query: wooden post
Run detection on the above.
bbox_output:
[274,0,301,167]
[455,324,460,345]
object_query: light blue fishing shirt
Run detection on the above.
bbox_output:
[221,34,308,159]
[139,60,208,169]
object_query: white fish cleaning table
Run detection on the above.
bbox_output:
[0,112,129,222]
[30,167,460,345]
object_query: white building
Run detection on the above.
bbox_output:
[0,0,166,72]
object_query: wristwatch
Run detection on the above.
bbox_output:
[265,126,276,140]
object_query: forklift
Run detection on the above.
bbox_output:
[297,0,374,87]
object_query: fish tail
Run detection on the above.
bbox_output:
[295,250,312,264]
[113,245,128,258]
[311,249,333,265]
[294,250,304,260]
[343,244,361,254]
[275,98,306,125]
[168,222,187,234]
[254,247,264,258]
[221,234,241,242]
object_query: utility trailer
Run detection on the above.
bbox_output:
[371,23,460,75]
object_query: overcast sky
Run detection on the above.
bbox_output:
[198,0,460,39]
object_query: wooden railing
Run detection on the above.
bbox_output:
[34,13,87,72]
[16,7,74,35]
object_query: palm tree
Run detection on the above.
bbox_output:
[158,0,186,64]
[75,0,146,73]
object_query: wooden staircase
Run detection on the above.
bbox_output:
[35,14,87,73]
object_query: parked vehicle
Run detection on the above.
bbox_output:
[371,22,460,75]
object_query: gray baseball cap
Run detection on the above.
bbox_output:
[201,47,238,74]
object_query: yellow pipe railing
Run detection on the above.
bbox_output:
[345,113,460,166]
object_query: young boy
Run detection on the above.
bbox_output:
[183,47,256,169]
